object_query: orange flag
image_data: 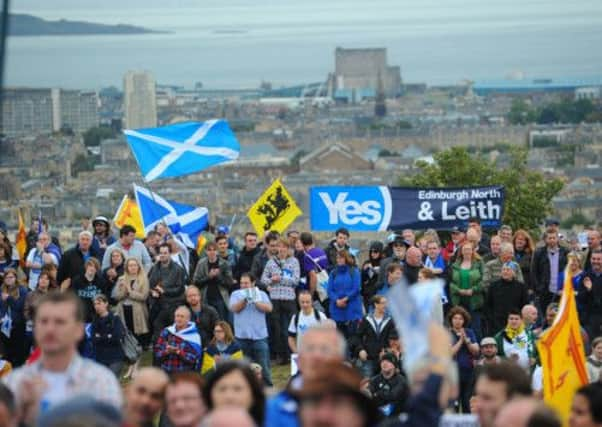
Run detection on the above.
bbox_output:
[113,195,145,239]
[15,210,27,267]
[196,234,207,256]
[537,265,588,426]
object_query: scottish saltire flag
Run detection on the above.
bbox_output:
[133,184,209,249]
[166,321,203,370]
[387,278,445,373]
[124,120,240,182]
[166,321,202,353]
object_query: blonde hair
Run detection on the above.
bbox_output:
[119,257,149,290]
[210,321,235,346]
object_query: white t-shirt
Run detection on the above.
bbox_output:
[532,365,543,393]
[501,331,531,371]
[288,310,328,348]
[26,249,58,290]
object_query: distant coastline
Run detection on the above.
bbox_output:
[8,13,167,36]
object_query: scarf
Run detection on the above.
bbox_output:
[587,355,602,368]
[504,323,525,341]
[167,321,202,354]
[425,253,445,269]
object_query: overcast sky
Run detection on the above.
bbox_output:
[14,0,602,11]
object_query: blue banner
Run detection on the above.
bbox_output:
[310,185,504,231]
[310,186,392,232]
[388,186,504,230]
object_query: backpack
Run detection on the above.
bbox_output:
[294,309,322,330]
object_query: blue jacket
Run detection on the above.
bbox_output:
[92,234,116,261]
[91,312,125,366]
[393,374,444,427]
[327,265,362,322]
[265,388,299,427]
[0,286,28,325]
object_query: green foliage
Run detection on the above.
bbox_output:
[507,99,536,125]
[466,142,516,154]
[369,122,388,130]
[378,149,396,157]
[71,153,99,177]
[531,137,559,148]
[554,144,577,167]
[507,98,599,125]
[230,121,256,132]
[291,149,308,167]
[560,213,592,229]
[399,147,564,231]
[83,126,115,147]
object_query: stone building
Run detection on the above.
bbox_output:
[299,142,373,173]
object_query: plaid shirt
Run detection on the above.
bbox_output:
[154,328,202,373]
[2,353,122,412]
[260,256,300,301]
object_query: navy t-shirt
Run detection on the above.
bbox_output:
[450,328,477,372]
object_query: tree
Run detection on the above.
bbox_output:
[535,98,595,124]
[71,153,99,177]
[378,149,395,157]
[507,99,536,125]
[83,126,115,147]
[399,147,564,232]
[560,213,591,229]
[290,149,308,168]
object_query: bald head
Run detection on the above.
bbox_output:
[125,368,169,426]
[521,305,538,327]
[174,305,192,329]
[202,407,254,427]
[405,247,423,267]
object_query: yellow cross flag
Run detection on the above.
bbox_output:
[537,263,589,426]
[247,178,302,236]
[113,195,146,239]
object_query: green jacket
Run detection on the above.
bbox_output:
[482,258,524,292]
[450,260,484,311]
[494,327,538,370]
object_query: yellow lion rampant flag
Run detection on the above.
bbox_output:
[537,260,589,426]
[113,195,145,239]
[247,178,302,236]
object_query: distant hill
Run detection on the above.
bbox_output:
[8,13,166,36]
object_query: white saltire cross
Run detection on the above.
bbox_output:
[124,120,239,182]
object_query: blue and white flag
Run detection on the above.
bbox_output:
[133,184,209,249]
[387,278,445,373]
[167,321,202,354]
[124,120,240,182]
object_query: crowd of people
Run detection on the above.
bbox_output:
[0,214,601,426]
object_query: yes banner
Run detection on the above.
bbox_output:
[310,185,504,231]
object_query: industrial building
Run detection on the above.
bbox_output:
[332,47,401,102]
